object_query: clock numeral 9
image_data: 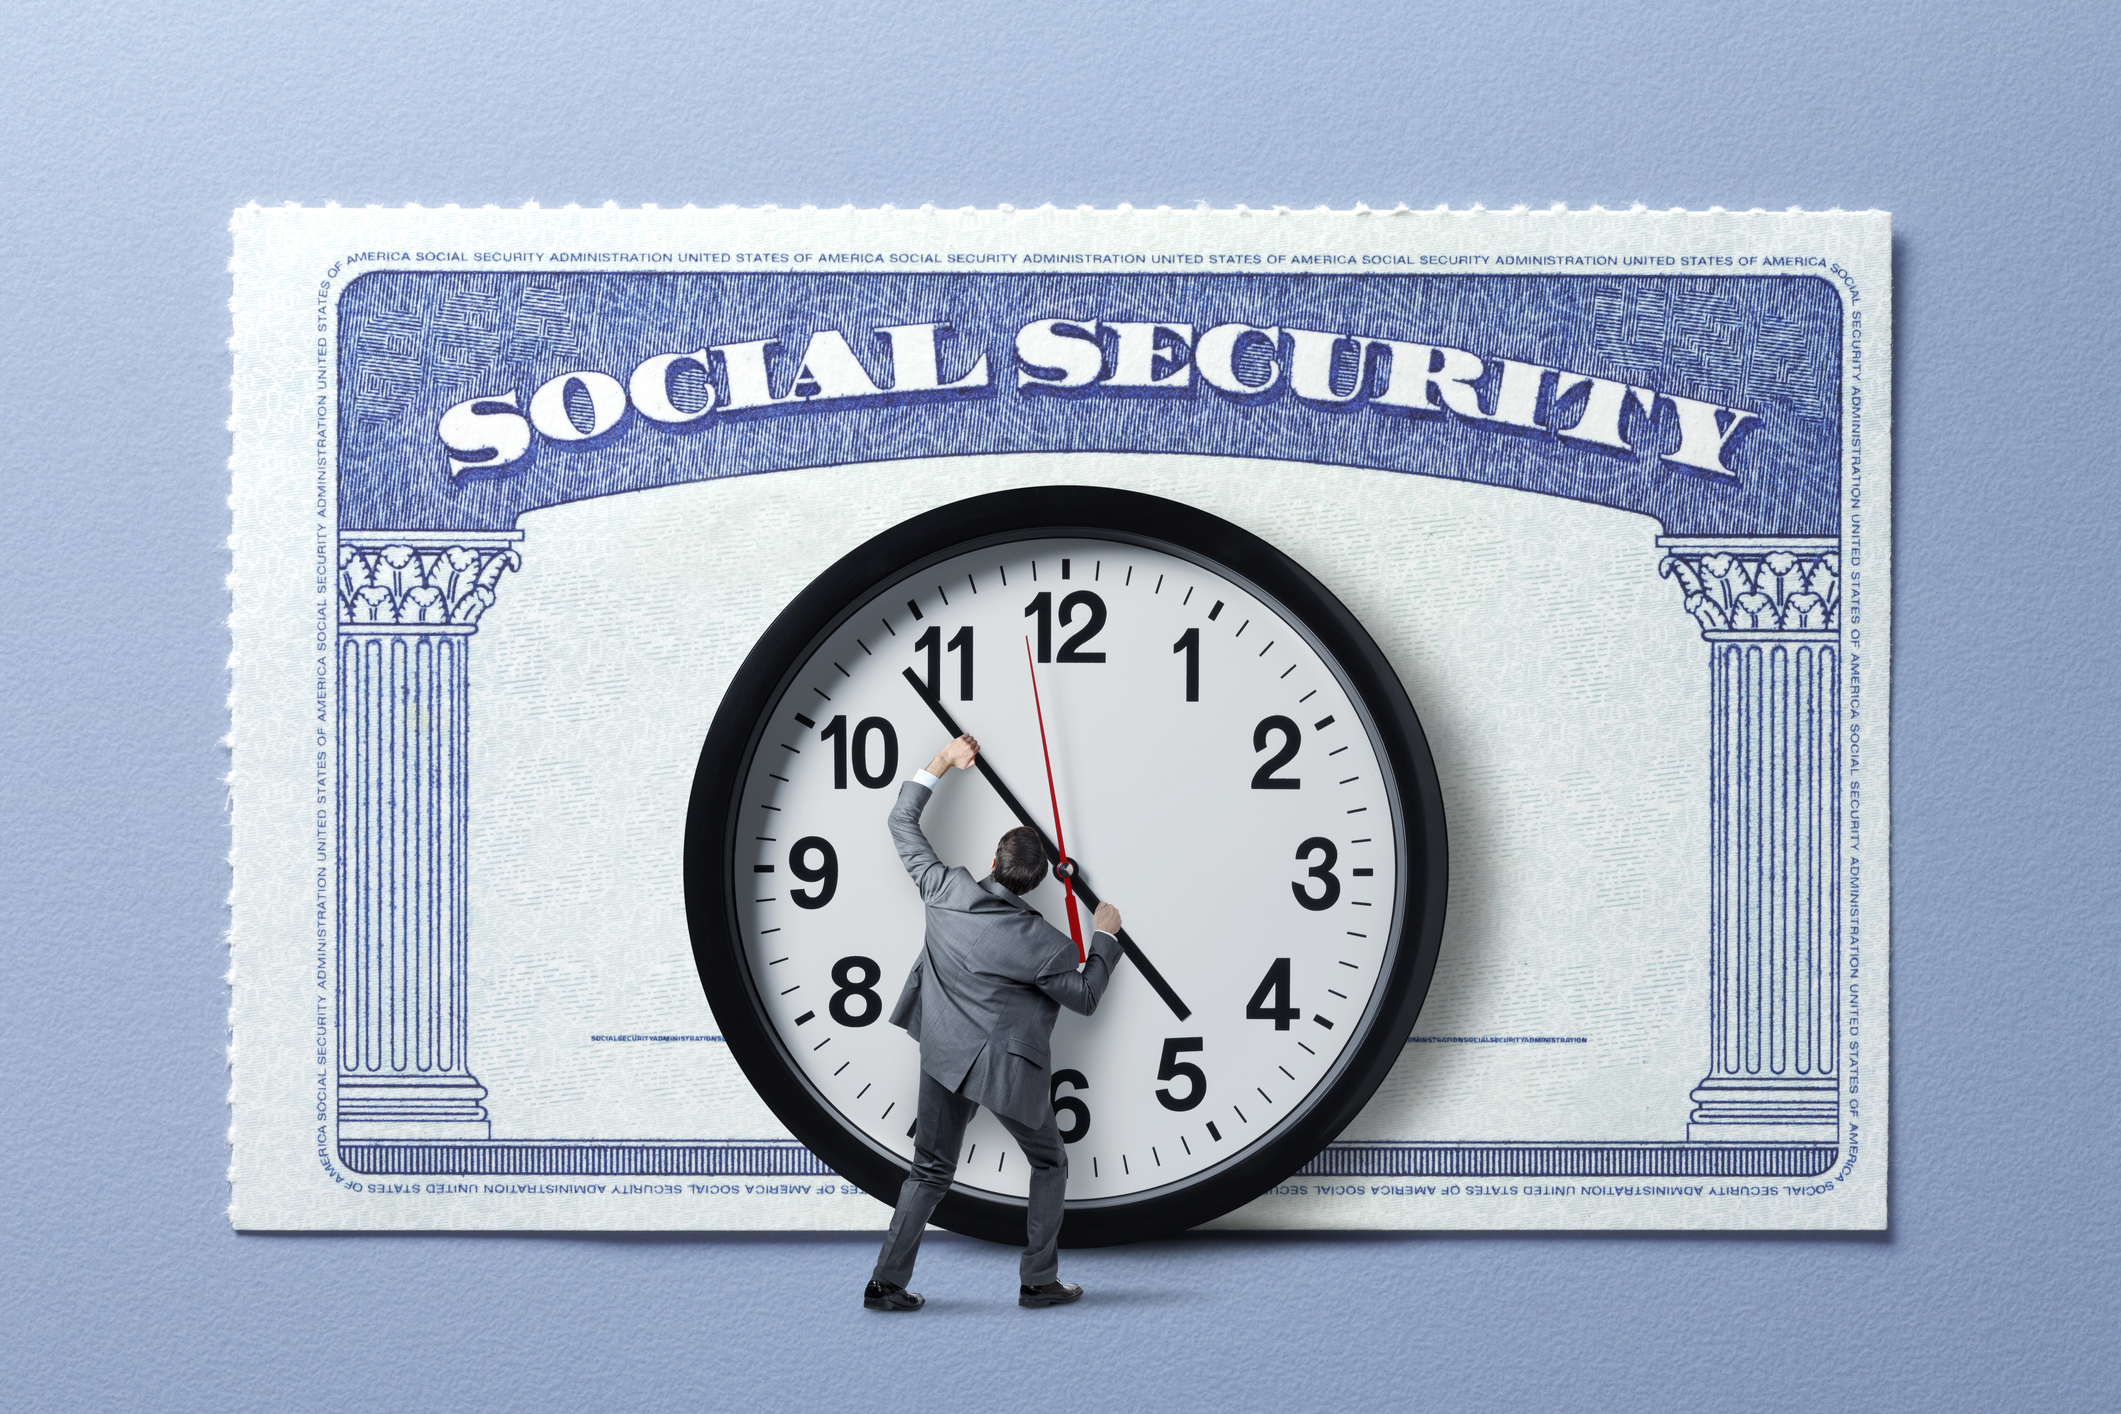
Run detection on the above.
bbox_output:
[1051,1069,1092,1144]
[914,625,974,700]
[829,955,881,1027]
[1251,715,1301,789]
[818,715,898,789]
[1154,1037,1207,1111]
[1292,837,1341,910]
[1025,590,1107,663]
[1245,958,1300,1030]
[789,836,838,908]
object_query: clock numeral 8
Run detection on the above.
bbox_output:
[789,836,838,908]
[1051,1069,1092,1144]
[1291,837,1341,910]
[829,955,881,1027]
[1155,1037,1207,1111]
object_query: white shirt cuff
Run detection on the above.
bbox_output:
[912,768,942,790]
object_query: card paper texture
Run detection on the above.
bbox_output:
[228,205,1890,1230]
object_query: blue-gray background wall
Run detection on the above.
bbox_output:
[3,3,2113,1409]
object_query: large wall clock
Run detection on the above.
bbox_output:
[686,484,1447,1245]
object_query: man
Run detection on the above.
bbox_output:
[864,733,1124,1312]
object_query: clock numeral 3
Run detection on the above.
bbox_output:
[1251,715,1301,789]
[1025,590,1107,663]
[1245,958,1300,1030]
[818,715,899,789]
[1291,837,1341,910]
[828,955,881,1026]
[1155,1037,1207,1111]
[1051,1069,1092,1143]
[789,836,839,908]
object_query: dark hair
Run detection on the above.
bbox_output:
[992,826,1049,895]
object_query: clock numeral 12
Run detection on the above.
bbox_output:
[1245,958,1300,1030]
[1154,1037,1207,1111]
[818,715,899,789]
[1025,590,1107,663]
[1051,1069,1092,1143]
[914,625,974,701]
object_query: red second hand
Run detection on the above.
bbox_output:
[1025,637,1085,962]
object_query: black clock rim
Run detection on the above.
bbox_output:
[685,484,1448,1247]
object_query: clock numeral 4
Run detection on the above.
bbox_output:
[1245,958,1300,1031]
[1025,590,1107,663]
[1251,715,1301,789]
[818,715,899,789]
[1051,1069,1092,1143]
[1291,837,1341,910]
[914,625,974,701]
[1154,1037,1207,1112]
[829,955,881,1027]
[789,836,839,908]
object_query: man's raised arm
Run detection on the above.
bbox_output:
[1035,902,1125,1016]
[887,734,980,903]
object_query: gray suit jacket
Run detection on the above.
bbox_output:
[886,779,1122,1127]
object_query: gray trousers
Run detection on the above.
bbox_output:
[871,1068,1068,1287]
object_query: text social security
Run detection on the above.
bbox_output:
[436,319,1761,484]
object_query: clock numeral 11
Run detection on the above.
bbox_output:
[913,625,973,700]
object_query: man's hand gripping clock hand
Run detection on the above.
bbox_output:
[925,734,980,776]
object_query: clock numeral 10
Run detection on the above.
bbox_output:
[1051,1069,1092,1143]
[818,715,899,789]
[1245,958,1300,1030]
[1025,590,1107,663]
[914,625,974,700]
[1154,1037,1207,1112]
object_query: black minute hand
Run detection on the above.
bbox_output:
[901,667,1193,1022]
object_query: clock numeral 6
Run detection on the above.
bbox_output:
[1245,958,1300,1030]
[1051,1069,1092,1144]
[1154,1037,1207,1112]
[789,836,838,908]
[1292,837,1341,910]
[1251,715,1301,789]
[818,715,898,789]
[829,955,881,1027]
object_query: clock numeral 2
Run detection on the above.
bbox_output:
[1252,715,1301,789]
[1155,1037,1207,1112]
[1173,627,1199,701]
[1245,958,1300,1031]
[1051,1069,1092,1144]
[789,836,839,908]
[914,625,974,700]
[1025,590,1107,663]
[1292,837,1341,910]
[818,715,899,789]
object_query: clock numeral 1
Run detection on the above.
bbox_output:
[914,625,974,700]
[1051,1069,1092,1143]
[1245,958,1300,1030]
[1173,626,1199,701]
[1154,1037,1207,1112]
[818,715,899,789]
[789,836,838,908]
[1251,715,1301,789]
[1292,837,1341,910]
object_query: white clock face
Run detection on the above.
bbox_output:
[732,532,1405,1204]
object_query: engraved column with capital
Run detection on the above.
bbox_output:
[1659,539,1842,1144]
[335,531,522,1140]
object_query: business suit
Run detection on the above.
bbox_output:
[871,776,1123,1288]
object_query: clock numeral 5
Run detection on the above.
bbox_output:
[1051,1069,1092,1144]
[1252,715,1301,789]
[914,625,974,701]
[1154,1037,1207,1112]
[818,715,898,789]
[1025,590,1107,663]
[789,836,839,908]
[1245,958,1300,1030]
[1292,837,1341,910]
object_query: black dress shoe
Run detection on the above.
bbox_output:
[863,1280,925,1311]
[1019,1280,1083,1308]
